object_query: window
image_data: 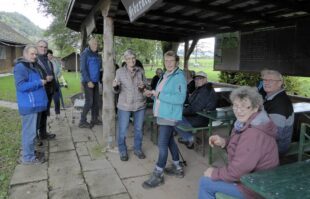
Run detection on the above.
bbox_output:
[0,45,6,59]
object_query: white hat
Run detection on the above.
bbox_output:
[194,71,207,78]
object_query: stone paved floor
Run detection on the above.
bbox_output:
[5,104,227,199]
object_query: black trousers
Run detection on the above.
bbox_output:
[37,92,53,138]
[80,82,100,123]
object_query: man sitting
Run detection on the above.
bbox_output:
[261,69,294,155]
[175,71,218,149]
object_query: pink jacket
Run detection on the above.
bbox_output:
[211,111,279,198]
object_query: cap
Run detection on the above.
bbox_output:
[194,71,207,78]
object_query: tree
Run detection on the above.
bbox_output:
[37,0,79,57]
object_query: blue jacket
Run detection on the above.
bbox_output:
[153,68,187,121]
[80,47,101,83]
[14,58,48,115]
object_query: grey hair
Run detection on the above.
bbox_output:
[36,40,48,46]
[88,37,98,45]
[261,69,283,81]
[230,86,263,110]
[123,49,136,58]
[23,44,37,56]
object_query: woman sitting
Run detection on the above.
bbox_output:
[198,86,279,199]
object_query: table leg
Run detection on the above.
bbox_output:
[208,119,213,165]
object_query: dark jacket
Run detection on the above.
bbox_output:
[13,58,48,115]
[80,47,102,83]
[37,55,57,95]
[211,111,279,198]
[150,75,160,90]
[183,82,217,127]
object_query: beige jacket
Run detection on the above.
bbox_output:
[114,66,146,111]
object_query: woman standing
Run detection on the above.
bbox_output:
[198,86,279,199]
[142,50,187,189]
[113,49,147,161]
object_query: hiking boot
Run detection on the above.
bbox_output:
[178,137,194,150]
[164,164,184,178]
[91,119,103,125]
[41,133,56,140]
[120,153,129,161]
[79,122,92,128]
[134,150,146,159]
[142,170,164,189]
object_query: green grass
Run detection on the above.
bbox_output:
[0,107,21,199]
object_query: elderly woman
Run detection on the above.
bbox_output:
[113,49,147,161]
[198,86,279,199]
[142,50,187,189]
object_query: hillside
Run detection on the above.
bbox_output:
[0,11,44,42]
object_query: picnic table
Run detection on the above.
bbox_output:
[197,107,235,164]
[241,160,310,199]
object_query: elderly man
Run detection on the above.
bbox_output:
[79,37,102,128]
[176,71,218,149]
[14,45,48,164]
[262,69,294,155]
[36,40,57,140]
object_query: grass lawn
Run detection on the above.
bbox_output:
[0,107,21,199]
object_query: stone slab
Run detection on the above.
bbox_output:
[9,181,48,199]
[84,169,127,198]
[10,164,47,185]
[76,142,89,156]
[95,193,130,199]
[49,138,75,153]
[87,141,106,160]
[80,156,112,171]
[49,184,90,199]
[72,126,97,143]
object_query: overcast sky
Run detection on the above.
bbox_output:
[0,0,53,29]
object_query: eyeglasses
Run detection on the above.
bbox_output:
[164,59,176,63]
[194,77,205,80]
[232,105,252,112]
[262,79,281,82]
[38,46,48,49]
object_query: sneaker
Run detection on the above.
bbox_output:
[164,164,184,178]
[22,157,45,165]
[142,170,164,189]
[91,119,103,125]
[178,137,190,145]
[134,150,146,159]
[120,153,129,161]
[79,122,92,128]
[178,137,194,150]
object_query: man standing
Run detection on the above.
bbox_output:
[262,69,294,155]
[79,37,102,128]
[14,45,48,164]
[176,71,218,149]
[36,40,56,140]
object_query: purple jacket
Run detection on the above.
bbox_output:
[211,110,279,198]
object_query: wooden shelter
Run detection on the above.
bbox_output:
[0,21,32,73]
[65,0,310,148]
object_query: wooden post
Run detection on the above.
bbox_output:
[80,27,87,52]
[184,40,189,71]
[102,2,116,150]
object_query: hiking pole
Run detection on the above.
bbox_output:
[178,148,187,167]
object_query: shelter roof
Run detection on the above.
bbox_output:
[66,0,310,41]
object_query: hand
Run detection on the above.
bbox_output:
[87,81,94,88]
[41,79,47,85]
[46,75,53,82]
[138,82,146,92]
[112,79,120,87]
[209,135,225,148]
[204,167,214,177]
[144,89,153,97]
[152,90,159,98]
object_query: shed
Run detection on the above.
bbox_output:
[62,52,80,72]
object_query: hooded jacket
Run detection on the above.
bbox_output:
[211,110,279,198]
[14,57,48,115]
[80,47,102,83]
[183,82,217,127]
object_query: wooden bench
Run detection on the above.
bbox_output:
[284,122,310,161]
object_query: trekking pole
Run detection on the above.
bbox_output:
[178,148,187,167]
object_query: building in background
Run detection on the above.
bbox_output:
[0,21,32,73]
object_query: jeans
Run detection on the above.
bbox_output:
[175,117,194,142]
[118,108,145,155]
[156,125,180,169]
[80,82,100,123]
[198,176,244,199]
[21,113,38,161]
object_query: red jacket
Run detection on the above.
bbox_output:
[211,111,279,198]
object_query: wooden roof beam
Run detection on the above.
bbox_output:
[259,0,310,13]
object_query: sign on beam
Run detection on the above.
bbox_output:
[121,0,161,22]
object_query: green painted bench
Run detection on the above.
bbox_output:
[215,193,238,199]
